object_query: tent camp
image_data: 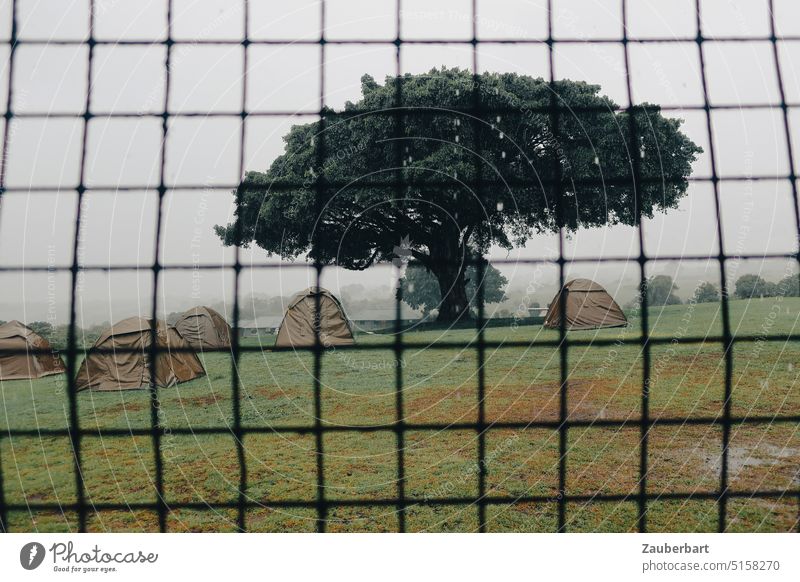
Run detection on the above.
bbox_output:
[75,317,205,391]
[174,306,232,350]
[543,279,628,330]
[0,320,66,380]
[275,287,355,348]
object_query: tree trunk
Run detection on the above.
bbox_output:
[433,261,471,323]
[422,226,473,323]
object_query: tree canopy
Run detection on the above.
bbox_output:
[217,68,702,321]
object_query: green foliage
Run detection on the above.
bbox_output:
[46,324,104,351]
[776,274,800,297]
[734,273,800,299]
[218,68,700,320]
[646,275,681,306]
[397,260,508,315]
[734,274,771,299]
[27,321,54,339]
[692,281,720,304]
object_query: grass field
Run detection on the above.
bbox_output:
[1,297,799,532]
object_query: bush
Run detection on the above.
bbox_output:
[776,274,799,297]
[734,274,772,299]
[646,275,681,306]
[27,321,54,340]
[693,281,720,303]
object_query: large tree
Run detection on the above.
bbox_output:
[217,68,701,321]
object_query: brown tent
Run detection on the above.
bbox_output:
[75,317,205,392]
[275,287,354,348]
[174,306,232,350]
[0,320,66,380]
[543,279,628,330]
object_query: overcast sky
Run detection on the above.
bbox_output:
[0,0,798,324]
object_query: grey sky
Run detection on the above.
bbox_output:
[0,0,798,324]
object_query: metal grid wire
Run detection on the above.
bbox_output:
[0,0,798,533]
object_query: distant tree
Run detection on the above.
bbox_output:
[47,325,71,351]
[38,324,102,351]
[398,260,508,317]
[776,273,800,297]
[28,321,54,339]
[734,274,771,299]
[646,275,681,306]
[692,281,720,304]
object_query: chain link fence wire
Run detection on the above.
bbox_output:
[0,0,798,533]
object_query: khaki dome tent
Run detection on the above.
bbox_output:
[76,317,205,392]
[275,287,354,348]
[174,306,232,350]
[0,320,66,380]
[543,279,628,331]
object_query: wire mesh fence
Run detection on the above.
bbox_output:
[0,0,798,533]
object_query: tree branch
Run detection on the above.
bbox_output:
[461,224,475,249]
[342,246,382,271]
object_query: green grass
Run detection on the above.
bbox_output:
[1,297,798,532]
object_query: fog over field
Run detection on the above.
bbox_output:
[0,0,798,325]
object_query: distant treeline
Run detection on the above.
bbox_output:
[627,273,800,309]
[732,273,800,300]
